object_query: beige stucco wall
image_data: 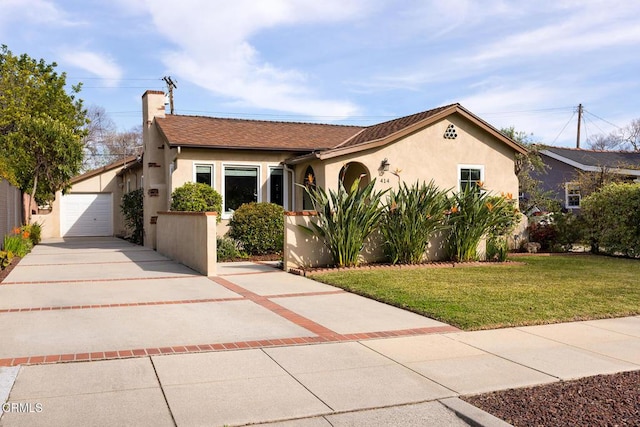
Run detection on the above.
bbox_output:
[143,91,168,249]
[156,211,217,276]
[32,164,130,238]
[314,114,519,205]
[169,148,299,236]
[283,213,386,271]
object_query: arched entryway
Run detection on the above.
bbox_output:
[339,162,370,190]
[302,165,316,210]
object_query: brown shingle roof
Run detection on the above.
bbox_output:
[338,104,457,149]
[71,155,138,184]
[156,115,364,151]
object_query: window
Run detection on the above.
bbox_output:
[458,165,484,192]
[195,164,213,186]
[566,184,581,208]
[269,167,284,206]
[224,165,259,214]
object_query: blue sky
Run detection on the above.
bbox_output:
[1,0,639,148]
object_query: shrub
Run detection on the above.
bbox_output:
[121,188,144,245]
[380,181,449,264]
[0,250,13,270]
[486,236,509,261]
[527,221,557,252]
[22,222,41,246]
[3,229,32,257]
[170,182,222,222]
[581,182,640,257]
[216,236,244,261]
[300,177,388,268]
[445,185,518,262]
[229,202,284,255]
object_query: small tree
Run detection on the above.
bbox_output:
[300,177,387,268]
[170,182,222,221]
[0,46,87,220]
[121,188,144,245]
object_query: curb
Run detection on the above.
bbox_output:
[439,397,513,427]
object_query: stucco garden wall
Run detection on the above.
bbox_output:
[156,211,217,276]
[283,212,386,272]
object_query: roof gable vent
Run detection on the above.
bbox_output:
[444,124,458,139]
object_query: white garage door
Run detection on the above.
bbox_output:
[61,193,113,237]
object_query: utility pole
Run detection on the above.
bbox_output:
[576,103,583,148]
[162,76,177,114]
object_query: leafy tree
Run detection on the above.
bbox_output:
[0,45,86,219]
[501,127,557,213]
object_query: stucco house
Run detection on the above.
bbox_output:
[536,147,640,211]
[141,90,527,249]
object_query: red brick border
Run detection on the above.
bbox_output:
[0,324,459,367]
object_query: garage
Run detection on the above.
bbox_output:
[60,193,113,237]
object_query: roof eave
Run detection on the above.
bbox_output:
[541,149,640,176]
[315,104,528,161]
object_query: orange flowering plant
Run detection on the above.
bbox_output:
[445,185,520,262]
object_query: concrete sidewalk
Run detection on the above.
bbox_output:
[0,238,638,426]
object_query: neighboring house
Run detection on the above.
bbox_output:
[537,147,640,211]
[33,156,142,239]
[141,90,526,249]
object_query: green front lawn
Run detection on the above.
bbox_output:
[311,255,640,330]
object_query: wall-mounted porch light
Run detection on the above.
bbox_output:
[380,158,390,172]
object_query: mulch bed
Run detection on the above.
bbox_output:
[294,260,524,276]
[0,256,21,283]
[463,370,640,427]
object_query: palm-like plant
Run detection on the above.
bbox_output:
[300,177,387,268]
[381,181,450,264]
[446,185,517,262]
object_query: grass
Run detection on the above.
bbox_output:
[311,254,640,330]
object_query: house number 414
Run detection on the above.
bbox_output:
[380,178,390,183]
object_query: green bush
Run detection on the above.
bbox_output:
[0,250,13,270]
[486,236,509,261]
[3,233,32,257]
[229,202,284,255]
[380,181,449,264]
[300,177,388,268]
[121,188,144,245]
[581,182,640,257]
[170,182,222,222]
[22,223,41,246]
[216,236,244,261]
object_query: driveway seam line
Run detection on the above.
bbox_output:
[1,276,199,285]
[149,356,178,427]
[260,348,336,412]
[0,297,246,313]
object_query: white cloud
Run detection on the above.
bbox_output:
[0,0,80,28]
[130,0,363,119]
[60,50,123,85]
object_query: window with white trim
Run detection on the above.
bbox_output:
[224,165,259,214]
[458,165,484,192]
[268,167,284,206]
[194,164,214,187]
[565,183,581,208]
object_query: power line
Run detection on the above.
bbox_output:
[551,111,577,145]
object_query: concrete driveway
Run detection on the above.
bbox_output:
[1,237,638,426]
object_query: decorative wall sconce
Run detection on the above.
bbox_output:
[380,158,390,172]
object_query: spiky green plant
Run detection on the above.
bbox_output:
[380,181,450,264]
[446,185,517,262]
[300,177,387,268]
